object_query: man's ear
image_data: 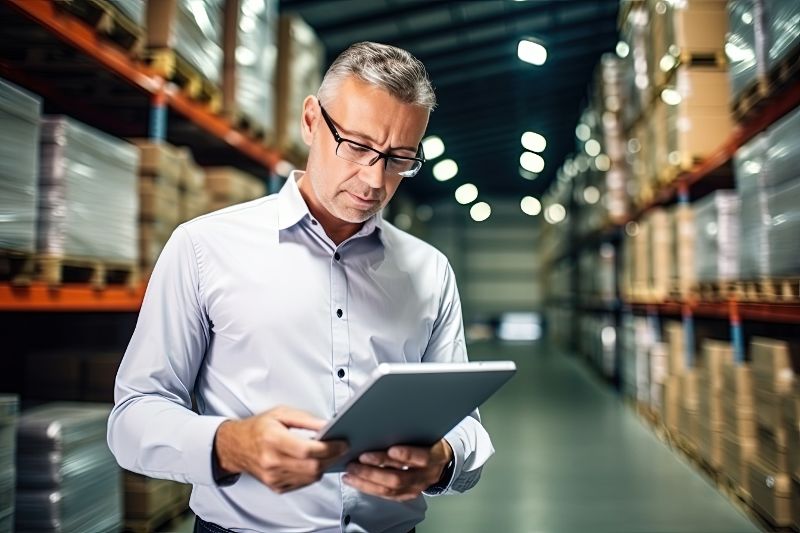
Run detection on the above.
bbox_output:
[300,95,317,147]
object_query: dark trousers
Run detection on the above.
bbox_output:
[195,517,415,533]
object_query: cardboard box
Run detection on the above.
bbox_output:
[205,167,266,205]
[697,420,724,469]
[128,139,182,185]
[671,204,696,297]
[722,432,755,495]
[664,374,681,432]
[648,208,672,300]
[139,176,181,225]
[665,321,686,376]
[749,459,794,527]
[751,337,797,395]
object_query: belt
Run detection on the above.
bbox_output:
[195,517,415,533]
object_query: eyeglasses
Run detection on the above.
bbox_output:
[318,102,425,178]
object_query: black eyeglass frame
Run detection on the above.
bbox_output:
[318,102,425,178]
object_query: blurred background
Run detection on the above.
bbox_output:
[0,0,799,531]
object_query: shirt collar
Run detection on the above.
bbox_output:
[277,170,384,241]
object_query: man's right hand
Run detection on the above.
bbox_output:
[214,406,348,494]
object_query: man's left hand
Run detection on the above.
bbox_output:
[342,439,453,502]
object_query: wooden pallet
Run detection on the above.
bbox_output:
[733,43,800,123]
[124,498,190,533]
[147,49,222,113]
[694,280,738,302]
[35,255,139,288]
[224,109,269,143]
[734,279,800,303]
[56,0,145,57]
[767,42,800,91]
[0,249,36,286]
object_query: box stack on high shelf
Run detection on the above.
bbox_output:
[0,0,325,531]
[542,0,800,528]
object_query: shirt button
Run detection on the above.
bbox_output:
[334,252,341,261]
[344,515,351,525]
[338,368,345,379]
[336,309,343,318]
[311,219,318,225]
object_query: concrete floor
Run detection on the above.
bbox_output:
[168,340,762,533]
[419,340,761,533]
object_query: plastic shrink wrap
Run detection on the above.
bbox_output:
[0,79,41,253]
[15,404,122,533]
[38,116,138,263]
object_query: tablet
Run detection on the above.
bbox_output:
[317,361,516,472]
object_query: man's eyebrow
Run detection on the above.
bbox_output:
[339,124,418,154]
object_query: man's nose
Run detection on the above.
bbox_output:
[359,159,386,190]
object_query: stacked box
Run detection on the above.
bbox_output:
[128,140,182,273]
[764,0,800,71]
[38,116,139,263]
[621,313,638,400]
[751,337,796,477]
[647,208,672,301]
[749,459,795,527]
[648,0,728,88]
[679,369,700,449]
[650,341,669,413]
[671,203,696,297]
[0,395,18,533]
[662,320,686,432]
[146,0,224,86]
[786,387,799,482]
[222,0,278,138]
[15,403,122,532]
[619,5,653,130]
[653,68,733,174]
[177,148,208,223]
[634,317,655,405]
[276,15,324,160]
[693,191,740,283]
[0,78,41,253]
[124,472,190,525]
[697,341,733,469]
[629,122,658,207]
[722,361,757,495]
[205,167,266,211]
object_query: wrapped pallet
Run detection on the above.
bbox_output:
[650,341,669,414]
[222,0,278,138]
[38,116,138,264]
[648,0,728,88]
[0,396,18,533]
[764,0,800,71]
[178,148,208,222]
[146,0,224,86]
[205,166,266,211]
[726,0,767,102]
[693,191,740,283]
[276,15,324,161]
[0,78,41,253]
[647,208,672,301]
[15,404,122,532]
[764,105,800,188]
[124,472,190,529]
[679,369,700,449]
[665,320,686,377]
[619,5,653,129]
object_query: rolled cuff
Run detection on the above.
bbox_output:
[180,415,230,486]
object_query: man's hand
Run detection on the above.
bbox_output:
[342,439,454,501]
[214,406,348,494]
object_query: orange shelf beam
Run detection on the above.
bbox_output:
[5,0,281,170]
[0,283,145,312]
[626,299,800,324]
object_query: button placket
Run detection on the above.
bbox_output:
[330,244,351,411]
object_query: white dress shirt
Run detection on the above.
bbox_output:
[108,171,494,533]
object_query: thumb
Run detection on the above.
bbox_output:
[270,406,327,432]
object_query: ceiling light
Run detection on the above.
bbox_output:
[661,88,682,106]
[517,39,547,66]
[595,154,611,171]
[546,203,566,223]
[519,167,538,180]
[421,135,445,159]
[575,123,591,141]
[520,151,545,173]
[470,202,491,222]
[584,139,601,157]
[520,196,541,216]
[521,131,546,153]
[433,159,458,181]
[455,183,479,205]
[394,213,412,231]
[616,41,630,58]
[583,186,601,205]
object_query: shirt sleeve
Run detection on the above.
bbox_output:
[422,257,495,496]
[107,225,227,486]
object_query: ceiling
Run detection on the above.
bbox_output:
[278,0,620,205]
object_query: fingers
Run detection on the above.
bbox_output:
[270,405,328,431]
[386,446,432,468]
[343,463,428,502]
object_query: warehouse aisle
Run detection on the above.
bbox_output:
[419,340,761,533]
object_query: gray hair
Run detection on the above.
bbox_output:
[317,42,436,111]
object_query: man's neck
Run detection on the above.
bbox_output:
[296,175,363,246]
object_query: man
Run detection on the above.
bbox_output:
[108,42,494,533]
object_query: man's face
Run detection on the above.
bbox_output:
[301,77,429,224]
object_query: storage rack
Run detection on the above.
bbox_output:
[0,0,282,312]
